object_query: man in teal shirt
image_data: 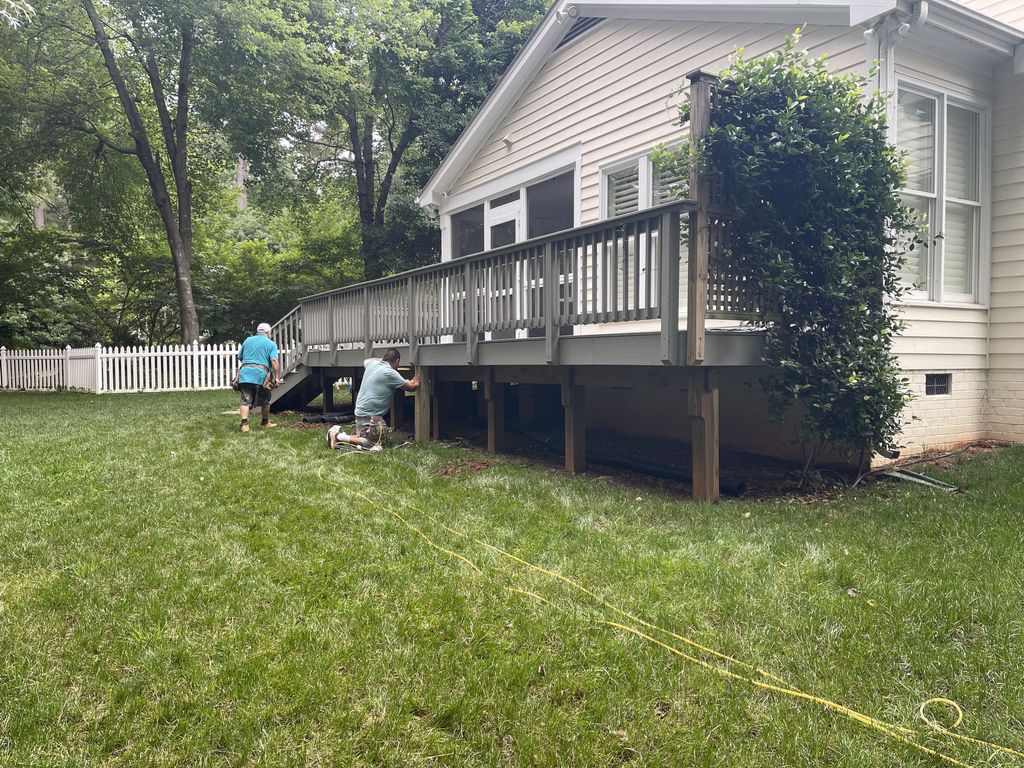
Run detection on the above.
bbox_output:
[338,348,419,447]
[237,322,280,432]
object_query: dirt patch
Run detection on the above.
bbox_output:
[437,458,494,477]
[290,421,331,430]
[894,440,1008,472]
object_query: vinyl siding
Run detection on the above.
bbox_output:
[985,62,1024,439]
[988,62,1024,371]
[446,20,867,220]
[955,0,1024,28]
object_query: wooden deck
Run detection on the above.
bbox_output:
[269,73,759,499]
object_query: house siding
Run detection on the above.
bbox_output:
[956,0,1024,28]
[441,18,1011,459]
[985,61,1024,440]
[446,20,867,220]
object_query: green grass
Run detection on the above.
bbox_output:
[1,391,1022,767]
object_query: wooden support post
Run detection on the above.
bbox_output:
[688,368,720,502]
[321,372,334,414]
[465,263,479,365]
[544,241,560,364]
[329,293,339,365]
[484,370,505,454]
[560,368,586,474]
[660,208,681,365]
[363,286,372,358]
[415,366,432,443]
[685,70,716,367]
[408,277,419,365]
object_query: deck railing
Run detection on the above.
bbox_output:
[295,200,758,366]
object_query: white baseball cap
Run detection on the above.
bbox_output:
[257,322,272,335]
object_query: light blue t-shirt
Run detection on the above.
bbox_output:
[237,334,279,385]
[355,359,407,417]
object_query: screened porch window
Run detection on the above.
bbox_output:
[896,86,983,302]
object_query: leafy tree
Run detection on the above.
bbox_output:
[1,0,314,342]
[1,0,32,28]
[679,33,917,467]
[293,0,547,280]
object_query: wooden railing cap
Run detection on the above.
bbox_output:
[686,69,719,84]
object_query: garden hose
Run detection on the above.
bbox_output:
[315,460,1023,766]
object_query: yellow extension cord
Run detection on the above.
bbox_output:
[315,459,1023,767]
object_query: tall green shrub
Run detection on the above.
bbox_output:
[680,33,918,463]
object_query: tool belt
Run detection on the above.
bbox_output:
[231,362,278,391]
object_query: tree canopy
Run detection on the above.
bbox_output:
[0,0,547,347]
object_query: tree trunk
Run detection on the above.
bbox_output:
[82,0,201,343]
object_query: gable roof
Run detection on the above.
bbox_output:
[417,0,1024,211]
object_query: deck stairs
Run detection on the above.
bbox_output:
[265,306,322,412]
[270,362,320,411]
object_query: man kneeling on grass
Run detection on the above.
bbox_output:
[329,348,419,449]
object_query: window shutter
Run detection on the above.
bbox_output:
[943,202,975,296]
[946,106,979,202]
[653,163,687,206]
[899,194,930,291]
[897,91,936,194]
[606,164,640,217]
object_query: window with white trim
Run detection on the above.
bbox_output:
[896,85,984,303]
[602,153,686,219]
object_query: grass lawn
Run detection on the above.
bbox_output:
[1,391,1023,767]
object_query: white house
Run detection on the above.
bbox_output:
[416,0,1024,458]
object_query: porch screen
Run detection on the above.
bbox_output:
[452,205,484,258]
[527,171,574,238]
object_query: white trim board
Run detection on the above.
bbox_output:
[440,144,583,215]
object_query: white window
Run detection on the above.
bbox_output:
[896,85,985,303]
[602,152,687,219]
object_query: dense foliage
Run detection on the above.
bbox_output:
[683,34,917,462]
[0,0,546,346]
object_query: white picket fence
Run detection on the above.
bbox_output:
[0,342,243,394]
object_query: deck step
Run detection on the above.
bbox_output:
[270,364,322,412]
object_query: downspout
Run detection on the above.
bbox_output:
[863,2,929,128]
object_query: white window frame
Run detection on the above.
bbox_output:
[485,197,523,251]
[895,79,990,307]
[600,154,651,219]
[599,144,686,221]
[440,145,582,261]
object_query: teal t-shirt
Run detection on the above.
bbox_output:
[355,359,407,417]
[237,334,279,385]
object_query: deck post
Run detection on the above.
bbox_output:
[415,366,432,443]
[484,369,505,454]
[560,368,586,474]
[660,207,681,365]
[329,293,339,365]
[408,277,419,365]
[688,367,720,501]
[686,70,716,366]
[544,241,560,364]
[465,263,479,365]
[363,287,372,358]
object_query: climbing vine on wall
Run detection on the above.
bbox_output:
[677,32,920,463]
